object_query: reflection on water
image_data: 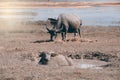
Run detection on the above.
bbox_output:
[0,6,120,26]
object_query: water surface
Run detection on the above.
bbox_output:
[0,6,120,26]
[34,6,120,26]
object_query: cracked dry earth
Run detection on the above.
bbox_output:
[0,24,120,80]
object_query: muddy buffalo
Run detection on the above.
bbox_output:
[46,13,82,41]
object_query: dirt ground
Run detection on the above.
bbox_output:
[0,23,120,80]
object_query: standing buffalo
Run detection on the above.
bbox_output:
[46,13,82,41]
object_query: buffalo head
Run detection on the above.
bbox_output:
[46,24,63,41]
[46,18,64,41]
[46,25,57,41]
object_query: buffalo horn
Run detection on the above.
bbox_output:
[56,26,63,33]
[46,24,50,32]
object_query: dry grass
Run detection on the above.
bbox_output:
[0,23,120,80]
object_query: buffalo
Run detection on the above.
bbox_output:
[46,13,82,41]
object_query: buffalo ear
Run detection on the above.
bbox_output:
[48,18,57,25]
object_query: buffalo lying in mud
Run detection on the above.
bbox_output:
[46,13,82,41]
[38,51,73,66]
[39,52,51,65]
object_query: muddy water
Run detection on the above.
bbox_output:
[0,6,120,26]
[74,59,108,69]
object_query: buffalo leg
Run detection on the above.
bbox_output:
[61,32,64,40]
[74,33,78,37]
[50,35,53,41]
[54,34,57,39]
[61,32,67,40]
[64,31,67,39]
[78,28,81,38]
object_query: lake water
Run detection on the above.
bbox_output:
[0,6,120,26]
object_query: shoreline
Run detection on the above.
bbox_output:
[0,2,120,8]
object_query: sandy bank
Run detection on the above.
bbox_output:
[0,2,120,8]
